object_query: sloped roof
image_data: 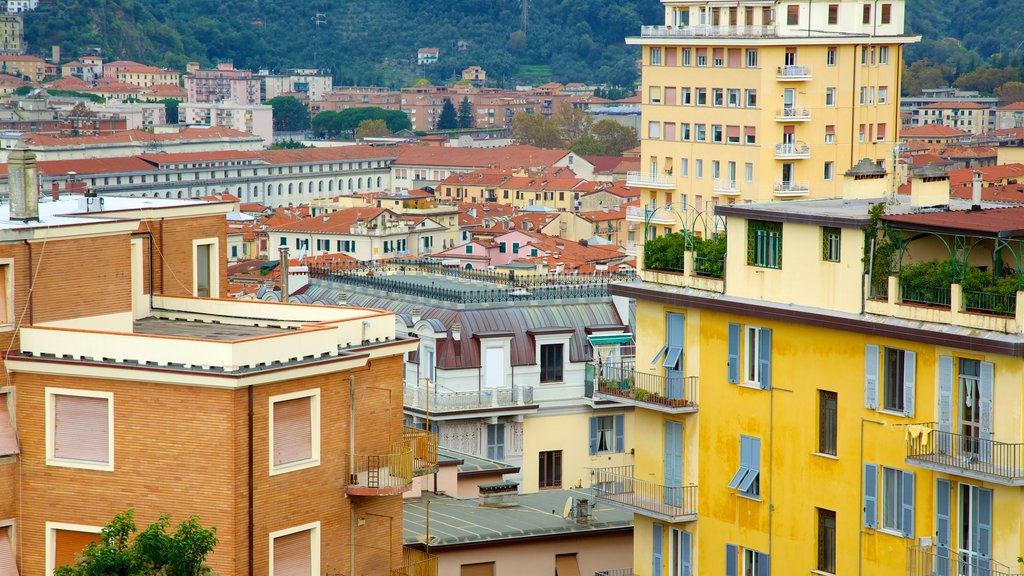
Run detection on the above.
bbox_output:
[918,101,990,110]
[900,124,971,138]
[394,145,570,169]
[268,206,389,234]
[257,145,397,164]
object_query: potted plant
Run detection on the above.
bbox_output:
[632,388,650,402]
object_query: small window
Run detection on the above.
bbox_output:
[681,88,691,105]
[818,390,838,455]
[818,508,837,573]
[592,415,620,454]
[787,4,800,25]
[744,326,764,385]
[727,89,741,107]
[881,3,892,24]
[744,163,753,182]
[827,4,839,25]
[728,435,761,497]
[883,348,908,412]
[821,226,840,262]
[745,49,758,68]
[862,4,871,24]
[682,48,692,66]
[695,124,706,142]
[47,389,113,471]
[696,88,707,106]
[826,87,836,107]
[744,549,767,575]
[696,159,703,178]
[879,46,889,64]
[712,125,723,143]
[271,524,319,575]
[195,242,212,298]
[713,88,724,107]
[824,161,835,182]
[539,343,564,383]
[878,86,888,104]
[881,466,912,533]
[270,390,320,475]
[827,47,837,66]
[649,86,662,104]
[650,47,663,65]
[538,450,562,489]
[745,89,757,108]
[0,262,11,325]
[486,423,505,460]
[747,220,782,269]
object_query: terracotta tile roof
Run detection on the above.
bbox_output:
[918,101,990,110]
[584,155,628,173]
[144,84,187,97]
[138,150,262,165]
[900,124,971,138]
[0,55,44,63]
[268,206,390,234]
[256,145,396,165]
[45,76,90,90]
[579,205,629,222]
[907,153,948,166]
[614,94,641,103]
[946,164,1024,187]
[883,206,1024,234]
[950,183,1024,204]
[998,102,1024,111]
[0,74,28,87]
[239,202,268,213]
[941,146,997,159]
[394,145,570,169]
[613,158,640,173]
[23,126,258,148]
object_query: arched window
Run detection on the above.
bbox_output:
[357,178,363,190]
[377,176,383,188]
[299,182,304,194]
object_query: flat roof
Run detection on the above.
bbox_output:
[437,447,520,475]
[0,196,227,231]
[133,318,293,341]
[403,489,632,548]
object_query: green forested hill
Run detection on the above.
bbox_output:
[20,0,1024,87]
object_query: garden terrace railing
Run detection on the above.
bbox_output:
[594,361,698,412]
[905,422,1024,486]
[392,548,438,576]
[692,256,724,278]
[964,290,1018,317]
[907,545,1023,576]
[403,385,533,413]
[591,465,697,521]
[402,426,439,476]
[344,443,413,494]
[643,250,685,273]
[309,261,635,286]
[900,282,952,307]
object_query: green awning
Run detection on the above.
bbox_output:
[588,334,633,345]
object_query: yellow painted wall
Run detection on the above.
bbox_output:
[520,409,635,493]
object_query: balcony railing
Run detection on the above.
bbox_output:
[693,256,725,278]
[776,65,812,79]
[906,423,1024,486]
[773,180,810,196]
[626,171,676,189]
[626,205,677,225]
[593,361,698,414]
[596,570,634,576]
[592,465,697,522]
[774,142,810,159]
[901,282,952,307]
[344,443,413,496]
[907,545,1023,576]
[776,107,811,120]
[393,547,438,576]
[402,426,439,477]
[713,179,740,194]
[964,290,1017,317]
[640,24,776,38]
[403,385,535,413]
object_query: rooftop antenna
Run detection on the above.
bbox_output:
[312,12,327,70]
[520,0,529,31]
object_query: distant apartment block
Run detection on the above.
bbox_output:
[418,47,439,65]
[462,65,486,83]
[261,69,333,102]
[180,101,274,146]
[0,14,22,55]
[5,0,37,13]
[311,86,401,115]
[0,54,43,81]
[116,64,181,88]
[185,63,262,105]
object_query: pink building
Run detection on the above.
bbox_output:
[185,63,262,105]
[179,101,274,146]
[436,230,540,269]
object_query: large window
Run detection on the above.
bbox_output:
[883,347,908,412]
[270,522,319,576]
[727,323,772,388]
[728,435,760,497]
[818,390,838,456]
[881,466,914,536]
[195,242,212,297]
[270,389,320,475]
[538,450,562,489]
[486,423,505,460]
[589,415,624,454]
[747,220,782,269]
[539,343,564,383]
[47,388,113,471]
[817,508,837,574]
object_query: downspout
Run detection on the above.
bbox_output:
[858,418,884,576]
[349,374,357,576]
[248,384,254,576]
[766,385,792,573]
[159,219,166,294]
[25,241,33,325]
[851,45,860,168]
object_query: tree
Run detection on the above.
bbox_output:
[996,81,1024,104]
[267,96,310,132]
[507,30,527,54]
[901,59,955,96]
[954,66,1021,95]
[436,98,458,130]
[158,98,179,124]
[356,119,391,139]
[413,78,431,87]
[570,134,606,156]
[269,139,311,149]
[591,120,638,156]
[54,509,218,576]
[553,101,593,141]
[457,96,474,129]
[511,112,563,148]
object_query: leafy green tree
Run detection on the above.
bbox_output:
[901,59,956,96]
[511,112,563,148]
[553,101,592,141]
[159,98,180,124]
[267,96,310,132]
[570,135,606,156]
[54,509,218,576]
[269,139,311,149]
[356,119,391,138]
[457,96,474,129]
[954,66,1021,94]
[507,31,527,54]
[436,98,458,130]
[996,81,1024,103]
[591,120,638,156]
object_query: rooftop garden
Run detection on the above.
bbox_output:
[643,232,726,278]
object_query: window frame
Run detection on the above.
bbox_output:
[192,237,220,298]
[882,347,907,413]
[539,343,564,383]
[817,508,837,574]
[881,466,905,533]
[268,521,321,576]
[538,449,563,489]
[650,47,663,66]
[822,226,841,261]
[268,388,321,476]
[595,415,617,454]
[0,259,13,329]
[746,220,782,269]
[743,326,763,386]
[45,387,114,472]
[818,390,838,456]
[45,521,103,576]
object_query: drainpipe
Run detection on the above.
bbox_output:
[858,418,885,576]
[248,384,254,576]
[767,385,793,573]
[349,374,357,576]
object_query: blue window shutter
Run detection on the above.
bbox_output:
[589,417,598,455]
[979,362,994,463]
[679,530,692,576]
[727,323,741,384]
[901,470,915,538]
[936,479,951,550]
[652,524,664,576]
[864,463,878,528]
[749,436,761,472]
[937,356,954,435]
[903,350,916,417]
[976,487,992,558]
[758,328,772,389]
[864,344,879,410]
[725,544,738,576]
[757,552,770,576]
[614,414,625,453]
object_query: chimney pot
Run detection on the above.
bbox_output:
[278,246,290,301]
[8,142,39,222]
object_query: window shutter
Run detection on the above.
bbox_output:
[757,552,770,576]
[725,544,738,576]
[0,393,18,456]
[937,356,954,436]
[54,395,109,463]
[680,530,692,576]
[651,345,669,365]
[727,323,741,384]
[750,437,761,472]
[979,362,994,463]
[273,529,312,576]
[863,463,877,528]
[901,470,915,538]
[864,345,879,410]
[903,350,916,417]
[758,328,772,389]
[0,529,16,576]
[935,479,951,551]
[652,524,663,576]
[273,397,313,466]
[614,415,624,452]
[976,487,992,558]
[588,417,598,455]
[54,530,101,573]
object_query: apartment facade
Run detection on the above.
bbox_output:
[914,102,990,135]
[310,86,401,115]
[0,14,22,55]
[261,71,333,102]
[0,145,431,574]
[185,63,262,105]
[116,65,181,88]
[626,0,917,238]
[179,102,274,146]
[0,55,44,81]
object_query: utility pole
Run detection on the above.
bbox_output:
[312,12,327,70]
[521,0,529,31]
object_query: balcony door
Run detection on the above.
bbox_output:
[664,313,685,400]
[958,483,992,576]
[957,359,992,462]
[783,88,796,111]
[663,420,684,508]
[781,163,795,185]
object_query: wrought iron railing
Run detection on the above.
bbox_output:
[777,107,811,119]
[693,256,724,278]
[344,443,413,492]
[403,385,534,412]
[774,142,810,156]
[777,64,812,77]
[964,290,1017,317]
[309,260,635,286]
[594,361,698,410]
[643,248,684,273]
[640,24,776,37]
[595,570,634,576]
[592,465,697,520]
[627,171,675,187]
[392,548,438,576]
[905,423,1024,484]
[402,426,439,476]
[907,545,1023,576]
[901,282,952,307]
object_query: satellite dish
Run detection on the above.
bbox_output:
[562,497,573,519]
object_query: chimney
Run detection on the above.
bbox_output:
[411,307,422,324]
[451,323,462,341]
[51,181,59,201]
[971,170,983,211]
[910,165,951,208]
[278,246,290,301]
[841,158,888,200]
[478,481,519,507]
[8,141,39,222]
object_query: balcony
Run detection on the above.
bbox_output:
[592,466,697,523]
[776,65,812,80]
[403,385,536,416]
[713,179,740,195]
[775,107,811,121]
[773,180,810,197]
[592,362,698,414]
[403,426,439,477]
[774,142,810,159]
[905,423,1024,486]
[392,547,438,576]
[907,545,1023,576]
[596,571,633,576]
[626,205,678,226]
[626,171,676,189]
[639,24,776,38]
[865,277,1024,335]
[344,443,413,496]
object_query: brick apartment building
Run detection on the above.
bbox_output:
[0,144,435,574]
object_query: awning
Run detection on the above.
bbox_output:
[588,334,633,346]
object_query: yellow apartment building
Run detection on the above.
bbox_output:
[625,0,919,239]
[599,159,1024,576]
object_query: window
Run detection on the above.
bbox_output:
[881,3,892,23]
[649,121,661,139]
[820,227,841,264]
[194,241,214,298]
[47,523,102,575]
[696,49,707,67]
[824,161,835,182]
[713,48,724,67]
[696,88,707,106]
[879,86,888,104]
[826,87,836,107]
[827,4,839,24]
[787,4,799,25]
[712,125,723,142]
[650,86,662,104]
[681,123,691,141]
[879,46,889,64]
[712,88,724,107]
[47,388,114,471]
[270,389,320,475]
[695,159,703,178]
[744,126,756,145]
[862,3,871,24]
[669,527,692,576]
[859,86,867,105]
[744,163,753,182]
[817,508,837,574]
[270,523,319,575]
[589,414,624,454]
[745,89,757,108]
[747,220,782,269]
[859,124,866,142]
[712,160,720,180]
[816,390,839,457]
[695,124,706,142]
[745,49,758,68]
[881,466,914,536]
[727,89,741,107]
[743,548,768,576]
[538,450,562,489]
[681,88,691,105]
[460,562,495,576]
[539,343,563,383]
[682,48,692,66]
[0,261,11,326]
[486,423,505,460]
[877,123,887,141]
[650,47,663,65]
[680,158,689,177]
[880,347,914,413]
[728,435,761,497]
[827,47,837,66]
